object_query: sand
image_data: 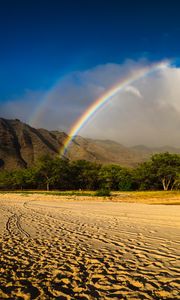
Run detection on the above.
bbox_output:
[0,193,180,299]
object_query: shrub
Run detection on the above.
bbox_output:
[95,188,111,197]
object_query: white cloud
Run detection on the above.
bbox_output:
[124,85,142,98]
[0,59,180,147]
[0,90,45,123]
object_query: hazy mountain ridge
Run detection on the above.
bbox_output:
[0,118,179,170]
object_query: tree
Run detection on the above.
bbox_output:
[134,161,158,190]
[151,152,180,190]
[99,164,133,191]
[51,157,71,190]
[171,173,180,190]
[11,169,27,190]
[70,160,101,190]
[135,152,180,191]
[0,170,13,189]
[35,155,71,190]
[35,155,55,191]
[118,168,134,191]
[99,165,120,190]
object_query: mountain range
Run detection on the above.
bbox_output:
[0,118,179,170]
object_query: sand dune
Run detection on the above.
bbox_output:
[0,194,180,299]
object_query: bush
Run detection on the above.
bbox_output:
[95,188,111,197]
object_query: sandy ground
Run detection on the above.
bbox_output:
[0,194,180,299]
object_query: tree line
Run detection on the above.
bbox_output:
[0,152,180,191]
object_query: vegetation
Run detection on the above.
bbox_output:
[0,152,180,192]
[95,188,111,197]
[134,152,180,190]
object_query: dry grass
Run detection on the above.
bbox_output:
[112,191,180,205]
[0,190,180,205]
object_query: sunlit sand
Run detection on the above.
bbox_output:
[0,193,180,299]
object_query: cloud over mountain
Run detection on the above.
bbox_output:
[0,59,180,147]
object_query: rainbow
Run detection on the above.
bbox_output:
[61,60,170,156]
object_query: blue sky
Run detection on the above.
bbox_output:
[0,0,180,146]
[1,0,180,100]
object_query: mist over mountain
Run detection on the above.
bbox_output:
[0,118,180,170]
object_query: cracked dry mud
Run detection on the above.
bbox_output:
[0,195,180,299]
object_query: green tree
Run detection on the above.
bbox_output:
[11,169,27,190]
[51,157,71,190]
[35,155,55,191]
[70,160,101,190]
[35,155,71,190]
[134,161,157,190]
[135,152,180,191]
[0,170,13,189]
[151,152,180,190]
[26,168,39,189]
[118,168,134,191]
[99,164,133,191]
[172,173,180,190]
